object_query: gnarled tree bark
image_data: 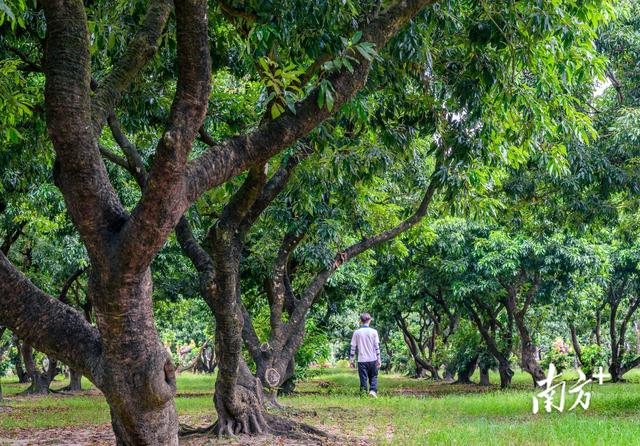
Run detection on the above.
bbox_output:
[3,0,439,442]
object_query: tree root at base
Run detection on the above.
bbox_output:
[179,414,330,442]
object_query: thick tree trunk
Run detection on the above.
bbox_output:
[609,358,622,383]
[453,355,478,384]
[91,273,179,446]
[67,369,83,391]
[275,357,296,397]
[513,312,545,385]
[212,326,268,435]
[204,229,270,435]
[519,335,546,385]
[278,375,296,397]
[479,366,490,386]
[498,364,514,388]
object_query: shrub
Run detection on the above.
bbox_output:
[580,344,609,377]
[336,359,350,369]
[541,339,574,373]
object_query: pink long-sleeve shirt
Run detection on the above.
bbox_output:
[349,326,381,363]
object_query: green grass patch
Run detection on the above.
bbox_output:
[1,368,639,444]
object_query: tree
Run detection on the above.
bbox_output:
[0,0,613,441]
[602,239,640,381]
[0,0,442,442]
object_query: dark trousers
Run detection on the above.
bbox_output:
[357,361,378,392]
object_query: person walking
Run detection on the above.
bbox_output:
[349,312,381,397]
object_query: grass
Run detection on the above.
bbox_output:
[2,368,640,444]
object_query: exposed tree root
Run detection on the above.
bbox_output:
[180,415,330,443]
[179,423,215,436]
[265,390,286,410]
[18,385,51,396]
[266,413,330,440]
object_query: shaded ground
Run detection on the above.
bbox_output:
[2,368,640,445]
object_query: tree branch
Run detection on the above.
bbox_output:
[1,221,26,255]
[91,0,173,130]
[0,251,103,384]
[284,169,441,354]
[175,217,214,274]
[185,0,439,203]
[520,272,540,316]
[116,0,211,275]
[43,0,127,255]
[268,227,307,345]
[99,145,129,170]
[58,267,87,304]
[240,144,313,233]
[107,113,147,187]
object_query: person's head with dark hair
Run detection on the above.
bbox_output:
[360,313,372,325]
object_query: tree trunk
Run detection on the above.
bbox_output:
[213,331,268,435]
[68,369,83,391]
[0,327,7,400]
[91,273,179,446]
[569,323,583,366]
[635,320,640,355]
[513,313,546,385]
[609,300,623,383]
[12,337,29,383]
[278,375,296,397]
[20,343,57,394]
[454,355,478,384]
[396,316,440,381]
[479,366,490,386]
[498,364,514,388]
[467,304,513,389]
[609,337,623,383]
[276,357,296,396]
[443,364,455,382]
[204,230,270,435]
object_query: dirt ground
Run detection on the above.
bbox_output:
[0,414,370,446]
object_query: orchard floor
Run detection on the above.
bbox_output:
[2,367,640,445]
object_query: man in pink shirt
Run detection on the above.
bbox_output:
[349,312,381,397]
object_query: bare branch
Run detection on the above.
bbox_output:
[1,221,26,255]
[107,113,147,186]
[175,217,214,274]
